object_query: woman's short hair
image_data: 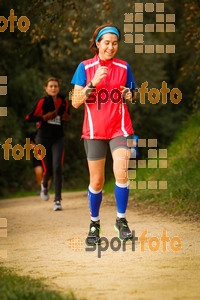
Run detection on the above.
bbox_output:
[90,24,121,55]
[45,77,61,87]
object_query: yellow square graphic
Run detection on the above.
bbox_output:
[135,3,143,12]
[145,3,154,12]
[148,160,157,168]
[124,13,133,22]
[132,139,137,147]
[0,229,7,238]
[156,14,164,22]
[135,13,143,22]
[166,24,175,32]
[135,34,144,43]
[129,159,136,169]
[138,139,146,147]
[0,76,7,84]
[148,149,157,158]
[124,24,133,33]
[156,3,164,12]
[166,45,175,53]
[135,45,143,53]
[135,24,143,32]
[0,86,7,95]
[138,160,146,168]
[159,149,167,158]
[145,24,154,32]
[128,170,136,179]
[0,107,7,116]
[148,181,157,189]
[0,218,7,227]
[145,45,154,53]
[156,24,164,32]
[127,139,133,148]
[124,34,133,43]
[159,181,167,189]
[159,160,167,168]
[156,45,164,53]
[148,139,157,147]
[131,149,136,158]
[166,14,175,22]
[129,181,136,189]
[138,181,146,189]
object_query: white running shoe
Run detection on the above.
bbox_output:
[54,200,62,211]
[40,182,49,201]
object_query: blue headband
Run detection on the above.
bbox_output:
[95,27,120,43]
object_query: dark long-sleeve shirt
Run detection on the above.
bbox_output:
[26,94,70,140]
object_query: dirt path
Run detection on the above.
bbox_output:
[0,191,200,299]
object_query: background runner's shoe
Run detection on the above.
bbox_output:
[54,200,62,211]
[40,182,49,201]
[86,220,101,246]
[115,217,133,241]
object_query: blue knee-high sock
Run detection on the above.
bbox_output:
[88,185,102,221]
[115,181,129,218]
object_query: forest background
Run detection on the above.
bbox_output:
[0,0,199,196]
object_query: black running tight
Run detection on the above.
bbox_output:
[37,136,64,200]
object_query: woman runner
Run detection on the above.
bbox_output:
[26,78,70,211]
[71,24,137,245]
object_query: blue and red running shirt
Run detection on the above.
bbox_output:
[71,54,137,140]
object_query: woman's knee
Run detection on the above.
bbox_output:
[114,170,128,184]
[90,176,104,191]
[113,157,129,183]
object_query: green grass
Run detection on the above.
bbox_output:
[0,265,81,300]
[104,111,200,216]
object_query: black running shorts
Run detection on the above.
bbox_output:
[84,135,133,161]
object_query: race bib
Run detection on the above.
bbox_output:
[47,115,61,126]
